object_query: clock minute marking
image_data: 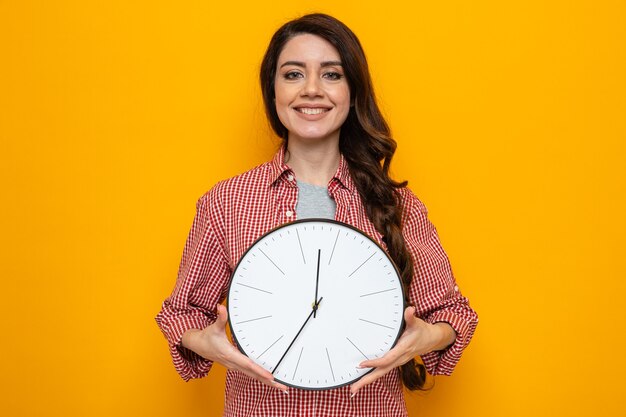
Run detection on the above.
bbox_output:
[296,228,306,264]
[346,336,370,360]
[327,229,340,265]
[236,282,273,294]
[236,315,272,325]
[292,347,304,380]
[348,252,376,277]
[359,288,397,297]
[258,248,285,275]
[257,334,284,359]
[325,347,336,382]
[358,318,395,330]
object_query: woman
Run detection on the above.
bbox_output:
[156,13,478,416]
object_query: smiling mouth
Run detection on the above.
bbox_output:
[294,107,330,115]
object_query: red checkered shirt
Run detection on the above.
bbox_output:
[156,147,478,417]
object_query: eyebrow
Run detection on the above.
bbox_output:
[279,60,343,69]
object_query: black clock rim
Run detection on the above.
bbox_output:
[226,218,408,391]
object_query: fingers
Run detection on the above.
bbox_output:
[350,365,393,395]
[352,352,400,396]
[216,304,290,392]
[240,359,289,392]
[195,307,288,393]
[351,321,420,396]
[359,346,402,369]
[218,334,289,393]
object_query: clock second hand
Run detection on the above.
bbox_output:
[272,296,323,375]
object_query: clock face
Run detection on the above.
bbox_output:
[227,219,405,390]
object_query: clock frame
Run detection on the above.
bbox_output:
[227,219,406,390]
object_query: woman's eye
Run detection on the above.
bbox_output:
[324,72,343,80]
[284,71,303,80]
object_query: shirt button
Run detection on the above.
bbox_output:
[287,174,294,182]
[285,210,294,218]
[454,285,459,292]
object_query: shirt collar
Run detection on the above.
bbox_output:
[331,151,356,193]
[267,146,356,193]
[267,146,292,186]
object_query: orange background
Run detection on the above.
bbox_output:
[1,1,625,416]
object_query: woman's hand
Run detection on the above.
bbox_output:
[349,306,456,396]
[181,304,289,393]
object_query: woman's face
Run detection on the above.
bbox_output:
[274,34,351,145]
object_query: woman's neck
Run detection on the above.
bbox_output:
[285,137,341,187]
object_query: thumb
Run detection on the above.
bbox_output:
[404,305,418,325]
[215,304,229,329]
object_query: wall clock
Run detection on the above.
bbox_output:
[227,219,405,390]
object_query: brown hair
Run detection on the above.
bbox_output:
[260,13,427,390]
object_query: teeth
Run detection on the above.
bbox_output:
[297,108,327,115]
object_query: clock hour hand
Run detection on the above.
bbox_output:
[314,249,321,318]
[272,297,323,375]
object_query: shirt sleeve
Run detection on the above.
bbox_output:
[399,188,479,376]
[155,191,232,381]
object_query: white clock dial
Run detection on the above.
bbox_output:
[227,219,405,390]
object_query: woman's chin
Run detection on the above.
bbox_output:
[288,130,341,145]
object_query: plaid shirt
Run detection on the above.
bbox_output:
[156,148,478,416]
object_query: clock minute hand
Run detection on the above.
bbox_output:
[272,297,323,375]
[314,249,321,318]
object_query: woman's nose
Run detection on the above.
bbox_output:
[301,76,322,97]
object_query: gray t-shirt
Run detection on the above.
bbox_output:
[295,180,337,220]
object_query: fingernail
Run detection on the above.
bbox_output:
[350,392,357,398]
[283,390,289,395]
